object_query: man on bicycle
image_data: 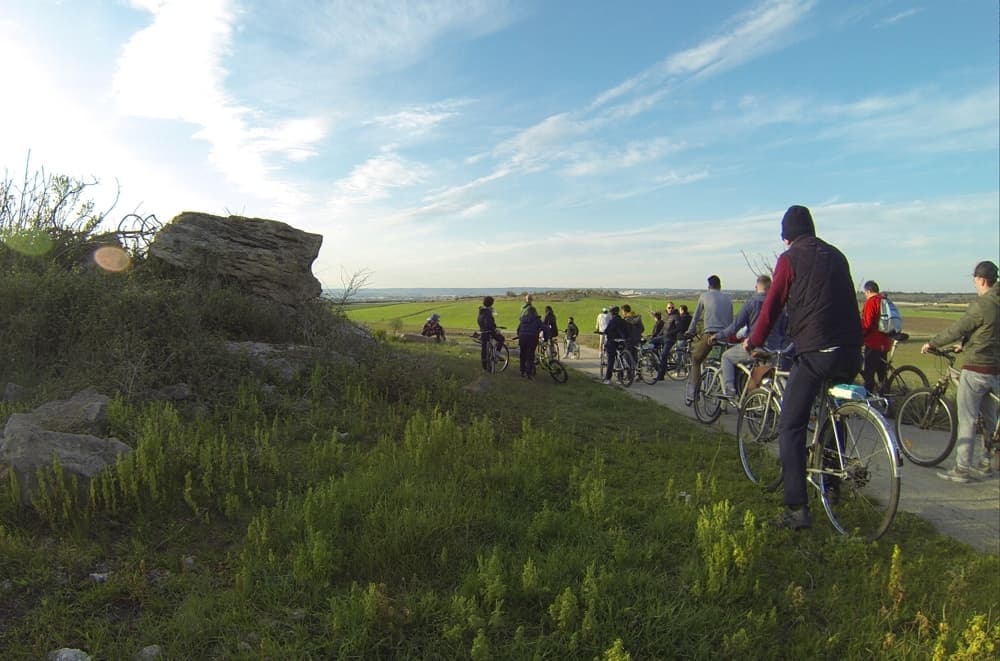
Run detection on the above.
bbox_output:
[685,275,734,405]
[713,274,786,398]
[477,296,504,372]
[744,205,862,530]
[922,260,999,483]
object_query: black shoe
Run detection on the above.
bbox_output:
[769,506,812,530]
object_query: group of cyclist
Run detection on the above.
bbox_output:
[477,294,582,379]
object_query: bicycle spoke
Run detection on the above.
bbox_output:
[738,388,782,489]
[894,389,956,466]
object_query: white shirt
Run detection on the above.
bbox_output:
[596,312,611,332]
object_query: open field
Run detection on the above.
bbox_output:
[345,295,966,375]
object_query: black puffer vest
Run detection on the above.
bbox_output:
[783,236,863,353]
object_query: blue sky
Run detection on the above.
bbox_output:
[1,0,997,292]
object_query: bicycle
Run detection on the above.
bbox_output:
[739,373,901,542]
[471,329,510,374]
[636,337,662,385]
[664,337,692,381]
[692,339,729,423]
[894,347,999,467]
[597,332,608,370]
[536,338,569,384]
[607,338,635,387]
[871,332,929,415]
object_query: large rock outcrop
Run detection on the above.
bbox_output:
[148,212,323,308]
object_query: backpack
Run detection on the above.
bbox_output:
[878,295,903,334]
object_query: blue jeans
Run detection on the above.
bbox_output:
[654,337,678,379]
[954,370,999,470]
[777,347,862,507]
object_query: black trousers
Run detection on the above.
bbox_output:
[861,346,887,393]
[518,336,538,376]
[777,347,862,507]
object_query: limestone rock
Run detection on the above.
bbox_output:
[149,212,323,308]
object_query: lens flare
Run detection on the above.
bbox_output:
[93,245,131,272]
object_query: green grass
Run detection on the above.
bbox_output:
[2,337,997,659]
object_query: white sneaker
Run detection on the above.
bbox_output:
[969,458,995,479]
[601,379,612,385]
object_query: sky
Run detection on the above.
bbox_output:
[1,0,997,293]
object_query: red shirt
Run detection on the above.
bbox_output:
[861,294,891,352]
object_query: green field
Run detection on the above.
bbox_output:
[346,295,966,376]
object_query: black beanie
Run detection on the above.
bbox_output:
[781,205,815,242]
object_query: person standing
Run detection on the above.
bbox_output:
[745,205,863,530]
[602,306,628,384]
[922,260,999,482]
[653,302,683,381]
[517,295,542,378]
[649,311,665,339]
[859,281,892,393]
[677,305,693,334]
[595,306,611,356]
[542,305,559,359]
[621,304,645,364]
[477,296,504,371]
[686,275,734,405]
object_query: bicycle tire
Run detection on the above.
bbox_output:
[600,341,608,369]
[615,352,634,387]
[547,359,568,384]
[638,349,659,385]
[666,345,690,381]
[879,365,929,417]
[693,366,723,423]
[737,387,783,490]
[496,344,510,373]
[815,402,900,542]
[894,388,956,466]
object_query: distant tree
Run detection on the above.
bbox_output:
[331,267,373,313]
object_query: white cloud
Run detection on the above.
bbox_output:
[876,8,923,28]
[113,0,327,206]
[367,99,470,134]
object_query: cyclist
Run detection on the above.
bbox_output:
[713,275,787,398]
[685,275,734,405]
[744,205,862,530]
[564,317,580,358]
[601,306,628,384]
[653,302,683,380]
[649,311,665,340]
[922,260,999,483]
[622,304,644,364]
[477,296,504,371]
[517,295,542,379]
[542,305,559,359]
[860,280,892,393]
[595,306,611,354]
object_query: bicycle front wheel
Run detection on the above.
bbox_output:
[737,388,782,490]
[638,350,659,385]
[815,402,900,542]
[880,365,929,417]
[547,358,568,384]
[894,388,956,466]
[496,345,510,373]
[694,366,723,423]
[666,346,690,381]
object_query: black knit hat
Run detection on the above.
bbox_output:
[781,205,816,242]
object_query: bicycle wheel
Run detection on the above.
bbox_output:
[815,402,900,542]
[894,388,956,466]
[666,345,690,381]
[638,350,659,385]
[879,365,929,417]
[615,352,634,387]
[737,388,783,490]
[546,359,568,384]
[496,344,510,373]
[600,340,608,369]
[694,366,723,423]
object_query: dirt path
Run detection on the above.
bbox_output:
[562,345,999,554]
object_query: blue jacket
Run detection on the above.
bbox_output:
[720,291,787,350]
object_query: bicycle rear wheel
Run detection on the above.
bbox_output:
[879,365,929,417]
[894,388,956,466]
[666,345,690,381]
[638,350,659,385]
[694,366,723,423]
[737,388,782,489]
[815,402,900,542]
[615,352,634,387]
[547,358,568,384]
